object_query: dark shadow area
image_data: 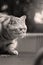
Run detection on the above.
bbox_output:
[34,53,43,65]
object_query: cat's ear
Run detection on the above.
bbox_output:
[20,15,26,20]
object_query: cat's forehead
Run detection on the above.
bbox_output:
[13,15,26,23]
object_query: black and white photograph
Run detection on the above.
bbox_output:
[0,0,43,65]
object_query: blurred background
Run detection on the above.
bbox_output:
[0,0,43,33]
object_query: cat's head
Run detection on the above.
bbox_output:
[3,15,27,38]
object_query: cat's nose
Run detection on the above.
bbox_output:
[23,27,27,33]
[23,28,27,33]
[20,28,27,33]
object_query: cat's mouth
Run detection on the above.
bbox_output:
[11,30,26,37]
[13,32,27,38]
[12,31,26,35]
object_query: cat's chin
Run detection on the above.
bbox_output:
[19,33,27,38]
[12,33,27,38]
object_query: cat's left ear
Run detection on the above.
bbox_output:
[20,15,26,20]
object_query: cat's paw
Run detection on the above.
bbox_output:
[11,50,19,55]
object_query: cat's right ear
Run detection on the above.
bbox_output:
[20,15,26,20]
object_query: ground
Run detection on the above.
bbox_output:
[0,52,35,65]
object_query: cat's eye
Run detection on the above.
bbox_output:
[19,28,22,31]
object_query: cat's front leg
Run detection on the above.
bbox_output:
[7,39,18,55]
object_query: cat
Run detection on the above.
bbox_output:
[0,13,27,55]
